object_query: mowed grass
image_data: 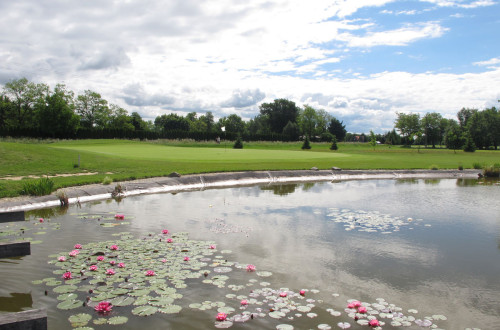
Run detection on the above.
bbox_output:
[0,139,498,198]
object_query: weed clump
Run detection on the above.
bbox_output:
[21,177,54,196]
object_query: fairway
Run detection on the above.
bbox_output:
[51,142,351,162]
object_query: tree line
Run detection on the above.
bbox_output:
[0,78,347,141]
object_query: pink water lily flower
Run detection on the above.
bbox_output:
[94,301,112,314]
[161,259,167,263]
[114,214,124,220]
[109,260,116,265]
[166,238,173,243]
[279,292,287,298]
[368,319,380,327]
[68,250,79,257]
[240,299,248,306]
[358,306,367,314]
[299,290,305,296]
[74,244,82,249]
[184,256,190,261]
[145,270,156,276]
[96,256,105,261]
[62,271,72,280]
[89,265,98,271]
[39,218,44,223]
[106,269,115,275]
[57,256,66,262]
[209,245,216,249]
[352,301,362,308]
[216,312,227,321]
[162,229,169,234]
[118,262,125,268]
[110,245,119,250]
[246,264,256,272]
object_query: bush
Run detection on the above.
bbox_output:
[483,164,500,178]
[430,164,439,170]
[330,135,338,151]
[102,176,113,185]
[320,132,334,142]
[233,136,243,149]
[472,162,482,169]
[301,136,311,150]
[21,177,55,196]
[458,164,463,171]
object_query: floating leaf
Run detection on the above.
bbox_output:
[107,316,128,325]
[110,296,135,306]
[57,299,83,310]
[158,305,182,314]
[53,285,78,293]
[132,305,158,316]
[68,313,92,327]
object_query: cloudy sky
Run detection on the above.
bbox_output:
[1,0,499,133]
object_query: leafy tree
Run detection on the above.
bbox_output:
[259,99,299,134]
[131,112,148,131]
[0,95,14,130]
[2,77,49,129]
[327,117,347,141]
[233,135,243,149]
[75,90,108,129]
[384,129,401,145]
[457,108,477,128]
[421,112,443,148]
[154,113,190,131]
[301,136,311,150]
[282,120,300,141]
[199,111,215,133]
[247,114,271,135]
[463,132,476,152]
[217,114,245,134]
[299,105,318,138]
[444,119,463,152]
[395,112,420,145]
[315,109,331,135]
[369,130,377,150]
[467,110,489,149]
[36,84,79,138]
[482,107,500,149]
[108,104,134,130]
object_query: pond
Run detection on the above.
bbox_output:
[0,178,499,329]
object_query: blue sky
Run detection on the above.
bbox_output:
[0,0,499,133]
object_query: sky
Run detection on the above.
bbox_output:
[1,0,499,133]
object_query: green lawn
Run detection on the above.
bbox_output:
[0,139,498,198]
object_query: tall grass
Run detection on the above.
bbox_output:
[21,177,55,196]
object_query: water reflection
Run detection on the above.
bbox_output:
[0,293,32,312]
[260,183,298,196]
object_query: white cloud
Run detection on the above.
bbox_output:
[421,0,496,8]
[473,57,500,66]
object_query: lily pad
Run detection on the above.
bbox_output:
[107,316,128,325]
[132,305,158,316]
[68,313,92,327]
[57,299,83,310]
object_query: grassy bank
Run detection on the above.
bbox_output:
[1,139,498,198]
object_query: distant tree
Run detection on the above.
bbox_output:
[395,112,420,145]
[218,114,245,134]
[199,111,215,133]
[301,136,311,150]
[130,112,148,131]
[315,109,331,135]
[154,113,190,132]
[327,117,347,141]
[467,110,489,149]
[444,119,463,152]
[2,77,49,129]
[457,108,477,129]
[247,114,271,135]
[383,129,401,145]
[108,104,134,130]
[259,99,300,134]
[0,95,14,130]
[299,105,318,138]
[369,130,377,150]
[482,107,500,149]
[421,112,443,148]
[36,84,79,138]
[233,135,243,149]
[282,120,300,141]
[463,132,476,152]
[75,90,108,129]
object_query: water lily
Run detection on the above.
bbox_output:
[184,256,190,261]
[106,269,115,275]
[57,256,66,262]
[279,292,287,298]
[299,290,305,296]
[240,299,248,306]
[352,301,362,308]
[216,312,227,321]
[368,319,380,327]
[74,244,82,249]
[118,262,125,268]
[415,319,432,327]
[39,218,44,223]
[167,238,173,243]
[337,322,351,329]
[110,245,119,250]
[162,229,169,234]
[89,265,98,271]
[161,258,167,263]
[109,260,116,265]
[358,306,367,313]
[246,264,256,272]
[94,301,112,314]
[96,256,105,261]
[114,214,124,220]
[68,250,79,257]
[209,244,216,249]
[145,270,156,276]
[62,271,72,280]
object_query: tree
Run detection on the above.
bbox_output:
[327,117,347,141]
[36,84,79,138]
[75,90,108,129]
[421,112,443,148]
[2,77,49,129]
[444,119,463,152]
[199,111,215,133]
[218,114,245,134]
[395,112,420,145]
[457,108,477,129]
[463,132,476,152]
[483,107,500,149]
[299,105,318,138]
[282,120,300,141]
[247,114,271,135]
[329,135,338,150]
[0,95,14,130]
[154,113,190,131]
[233,135,243,149]
[315,109,331,135]
[259,99,299,134]
[108,104,134,131]
[369,130,377,150]
[301,135,311,150]
[131,112,148,131]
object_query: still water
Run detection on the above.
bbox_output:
[0,179,499,329]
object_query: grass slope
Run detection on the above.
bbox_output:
[0,139,498,198]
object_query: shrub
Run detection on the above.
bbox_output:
[330,135,338,151]
[102,176,113,185]
[301,136,311,150]
[430,164,439,170]
[463,134,476,152]
[483,164,500,178]
[472,162,482,169]
[233,136,243,149]
[21,177,55,196]
[458,164,463,171]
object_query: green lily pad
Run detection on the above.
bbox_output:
[132,305,158,316]
[57,299,83,310]
[110,296,135,306]
[158,305,182,314]
[107,316,128,325]
[68,313,92,327]
[53,284,78,293]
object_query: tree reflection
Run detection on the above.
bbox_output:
[260,184,298,196]
[0,293,33,312]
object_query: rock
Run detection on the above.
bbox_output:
[331,167,342,171]
[168,172,181,177]
[310,167,319,171]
